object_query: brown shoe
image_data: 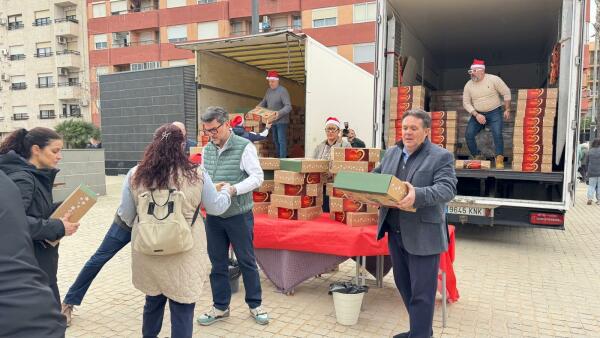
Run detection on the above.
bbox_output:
[495,155,505,170]
[61,303,73,327]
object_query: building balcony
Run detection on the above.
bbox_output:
[56,50,82,69]
[108,43,160,65]
[9,54,25,61]
[39,110,57,119]
[57,82,82,100]
[54,17,79,37]
[10,83,27,90]
[8,22,25,31]
[228,0,301,19]
[89,9,158,34]
[53,0,78,7]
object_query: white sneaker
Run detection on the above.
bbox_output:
[249,306,269,325]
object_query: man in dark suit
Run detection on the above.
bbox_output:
[373,109,457,338]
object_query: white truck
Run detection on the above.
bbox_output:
[372,0,587,228]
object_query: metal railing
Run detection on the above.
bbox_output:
[9,54,26,61]
[34,51,54,57]
[10,83,27,90]
[8,22,25,30]
[54,17,78,24]
[12,113,29,120]
[128,4,159,13]
[58,81,81,87]
[39,110,56,119]
[36,83,55,88]
[168,37,187,43]
[33,18,52,26]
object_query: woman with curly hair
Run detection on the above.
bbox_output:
[120,123,231,338]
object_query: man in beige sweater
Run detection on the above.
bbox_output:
[463,59,511,169]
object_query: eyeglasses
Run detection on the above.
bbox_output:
[325,128,339,133]
[202,122,224,135]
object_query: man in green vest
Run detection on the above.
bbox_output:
[197,106,268,326]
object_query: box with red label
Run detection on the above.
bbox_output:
[259,157,281,170]
[270,194,323,209]
[252,191,271,203]
[253,202,270,214]
[326,183,347,198]
[513,126,553,140]
[247,106,277,124]
[329,197,368,212]
[268,206,322,221]
[513,143,553,155]
[273,183,322,197]
[517,88,558,100]
[190,146,203,156]
[330,161,376,174]
[331,148,384,163]
[333,172,415,211]
[430,119,457,129]
[513,162,552,173]
[430,111,457,120]
[430,126,457,142]
[390,102,423,119]
[513,153,552,164]
[275,171,326,185]
[455,160,491,170]
[516,100,558,115]
[257,180,274,193]
[390,86,426,106]
[514,115,555,128]
[330,212,379,227]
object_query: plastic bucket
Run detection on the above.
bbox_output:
[332,292,364,325]
[229,264,241,294]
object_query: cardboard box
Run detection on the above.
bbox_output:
[512,144,553,155]
[274,183,322,197]
[189,146,203,156]
[515,107,557,119]
[259,157,280,170]
[430,126,457,140]
[244,119,260,127]
[512,126,553,139]
[390,86,426,99]
[430,111,457,120]
[329,197,368,212]
[253,202,270,214]
[48,185,98,246]
[430,119,457,129]
[268,206,322,220]
[513,162,553,173]
[326,183,347,198]
[275,170,325,185]
[330,161,376,174]
[333,172,415,211]
[252,191,271,203]
[514,133,551,146]
[517,88,558,100]
[257,180,274,193]
[517,99,558,113]
[367,204,379,213]
[270,194,323,209]
[330,212,379,226]
[247,106,277,124]
[514,116,555,128]
[280,158,330,173]
[455,160,492,170]
[331,148,384,163]
[512,154,552,164]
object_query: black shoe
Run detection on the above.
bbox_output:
[393,332,410,338]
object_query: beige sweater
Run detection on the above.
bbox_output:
[463,74,511,114]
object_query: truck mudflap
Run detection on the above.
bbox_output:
[447,205,565,230]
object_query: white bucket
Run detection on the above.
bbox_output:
[332,292,365,325]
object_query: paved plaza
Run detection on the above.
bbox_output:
[59,176,600,337]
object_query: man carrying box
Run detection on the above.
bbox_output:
[258,70,292,158]
[199,106,269,326]
[463,59,511,169]
[373,109,457,338]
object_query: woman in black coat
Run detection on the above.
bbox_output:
[0,128,80,305]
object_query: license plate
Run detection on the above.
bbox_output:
[448,206,491,217]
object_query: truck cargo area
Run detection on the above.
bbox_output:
[382,0,580,210]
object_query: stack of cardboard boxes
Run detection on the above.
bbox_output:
[253,158,279,214]
[268,159,328,220]
[430,111,458,153]
[388,86,426,147]
[512,88,557,173]
[328,148,382,226]
[287,106,306,157]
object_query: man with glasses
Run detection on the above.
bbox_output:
[198,107,268,326]
[463,58,511,169]
[258,70,292,158]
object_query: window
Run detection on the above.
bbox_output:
[231,21,245,35]
[353,43,375,63]
[198,0,216,3]
[271,17,288,31]
[167,25,187,43]
[35,42,52,57]
[12,106,29,120]
[312,7,337,28]
[92,3,107,18]
[8,14,24,30]
[112,32,130,48]
[131,61,160,71]
[94,34,108,50]
[110,0,128,15]
[68,77,80,86]
[167,0,186,8]
[34,10,51,26]
[95,66,109,81]
[169,59,189,67]
[292,15,301,30]
[39,105,55,119]
[63,104,81,117]
[138,30,157,45]
[9,45,25,60]
[353,2,376,23]
[198,21,219,40]
[37,73,54,88]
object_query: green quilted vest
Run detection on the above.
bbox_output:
[203,134,253,218]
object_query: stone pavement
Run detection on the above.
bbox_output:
[58,176,600,337]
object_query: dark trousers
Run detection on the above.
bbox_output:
[271,123,288,158]
[63,222,131,305]
[205,212,262,311]
[465,106,504,156]
[142,294,195,338]
[388,229,440,338]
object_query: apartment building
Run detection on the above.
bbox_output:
[87,0,376,125]
[0,0,90,139]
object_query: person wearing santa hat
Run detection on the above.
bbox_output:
[257,70,292,158]
[463,58,511,169]
[230,115,272,143]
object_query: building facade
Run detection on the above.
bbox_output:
[0,0,91,139]
[87,0,376,125]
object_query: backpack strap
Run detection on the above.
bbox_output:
[191,204,202,226]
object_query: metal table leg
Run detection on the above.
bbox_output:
[375,255,384,288]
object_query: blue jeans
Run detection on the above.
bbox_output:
[63,222,131,306]
[205,212,262,311]
[588,177,600,201]
[465,107,504,156]
[142,294,195,338]
[271,123,288,158]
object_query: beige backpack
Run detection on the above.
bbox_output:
[133,188,200,256]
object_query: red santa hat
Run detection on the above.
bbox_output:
[470,59,485,70]
[325,117,341,129]
[266,70,279,80]
[230,115,244,128]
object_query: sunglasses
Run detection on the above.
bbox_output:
[202,122,224,135]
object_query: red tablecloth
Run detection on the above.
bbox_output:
[253,213,459,302]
